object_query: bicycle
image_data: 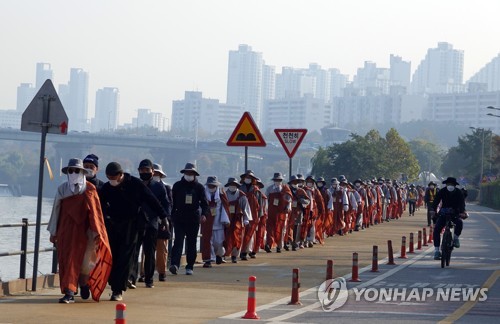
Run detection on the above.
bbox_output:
[440,212,456,268]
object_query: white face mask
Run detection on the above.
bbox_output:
[447,185,455,192]
[274,181,281,186]
[355,183,361,188]
[153,176,162,182]
[109,180,120,187]
[227,186,237,192]
[209,187,217,193]
[184,175,195,182]
[244,178,252,185]
[430,185,435,189]
[306,182,313,188]
[291,184,298,189]
[68,172,85,186]
[317,183,323,188]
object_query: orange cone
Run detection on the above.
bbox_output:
[242,276,260,319]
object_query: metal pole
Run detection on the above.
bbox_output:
[478,130,485,202]
[289,157,292,180]
[20,218,28,279]
[244,146,248,171]
[32,95,51,291]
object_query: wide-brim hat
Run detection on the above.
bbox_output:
[271,172,284,181]
[288,175,300,184]
[256,178,265,189]
[377,177,384,182]
[442,177,459,186]
[305,175,316,183]
[180,162,200,176]
[240,169,258,179]
[353,179,363,185]
[205,176,220,186]
[224,177,241,187]
[316,177,326,184]
[153,163,166,178]
[296,174,305,182]
[428,181,436,186]
[62,158,91,176]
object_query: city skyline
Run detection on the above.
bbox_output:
[1,1,500,125]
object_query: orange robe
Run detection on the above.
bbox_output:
[57,183,112,301]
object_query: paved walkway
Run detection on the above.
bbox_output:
[3,206,496,323]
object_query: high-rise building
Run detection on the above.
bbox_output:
[263,95,331,132]
[60,68,89,132]
[411,42,464,95]
[332,94,402,126]
[467,53,500,92]
[275,64,330,101]
[172,91,243,135]
[328,68,348,100]
[93,87,119,132]
[353,61,391,96]
[35,63,53,90]
[426,91,500,134]
[390,54,411,93]
[16,83,35,112]
[261,63,276,102]
[226,44,263,126]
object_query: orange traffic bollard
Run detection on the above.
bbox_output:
[409,233,415,254]
[399,236,408,259]
[289,268,302,305]
[423,227,428,246]
[326,260,334,281]
[387,240,396,265]
[417,230,422,250]
[349,252,362,282]
[371,245,379,272]
[428,225,433,244]
[242,276,260,320]
[115,303,126,324]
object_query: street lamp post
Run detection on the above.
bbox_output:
[470,127,485,201]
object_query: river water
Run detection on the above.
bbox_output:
[0,196,54,282]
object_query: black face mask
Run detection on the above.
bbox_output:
[139,173,153,181]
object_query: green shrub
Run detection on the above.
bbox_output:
[480,181,500,210]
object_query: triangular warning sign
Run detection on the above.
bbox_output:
[274,129,308,158]
[227,112,266,147]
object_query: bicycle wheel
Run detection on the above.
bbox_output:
[441,231,452,268]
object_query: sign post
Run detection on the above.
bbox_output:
[227,112,266,172]
[21,79,68,291]
[274,129,308,179]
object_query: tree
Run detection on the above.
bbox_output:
[409,139,445,178]
[384,128,420,180]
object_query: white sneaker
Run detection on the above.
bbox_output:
[186,268,193,275]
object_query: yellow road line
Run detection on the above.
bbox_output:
[476,213,500,234]
[438,270,500,323]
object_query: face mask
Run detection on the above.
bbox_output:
[306,182,313,188]
[274,181,282,186]
[209,187,217,193]
[87,170,96,179]
[153,176,162,182]
[291,184,298,189]
[244,178,252,185]
[355,183,361,188]
[109,180,120,187]
[227,186,237,192]
[430,185,435,189]
[68,173,84,186]
[317,183,323,188]
[378,182,383,185]
[447,185,455,192]
[184,175,195,182]
[298,183,304,188]
[139,173,153,181]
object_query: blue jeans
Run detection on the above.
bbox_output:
[433,215,463,247]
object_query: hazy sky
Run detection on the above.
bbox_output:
[1,0,499,125]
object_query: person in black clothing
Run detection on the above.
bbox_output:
[153,163,172,282]
[424,181,439,226]
[129,159,170,288]
[430,177,467,260]
[99,162,169,301]
[169,162,209,276]
[83,154,105,191]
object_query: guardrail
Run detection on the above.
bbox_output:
[0,218,57,279]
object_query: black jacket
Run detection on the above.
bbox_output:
[141,179,171,230]
[99,173,169,226]
[87,176,105,191]
[431,187,465,214]
[171,177,209,224]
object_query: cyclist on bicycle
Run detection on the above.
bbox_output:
[429,177,467,260]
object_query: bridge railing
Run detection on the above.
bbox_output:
[0,218,57,280]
